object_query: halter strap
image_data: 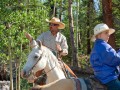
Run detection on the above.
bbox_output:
[27,53,43,77]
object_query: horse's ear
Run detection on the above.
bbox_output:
[30,40,38,48]
[36,40,42,48]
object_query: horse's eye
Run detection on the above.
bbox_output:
[34,55,39,59]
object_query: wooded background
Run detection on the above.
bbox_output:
[0,0,120,90]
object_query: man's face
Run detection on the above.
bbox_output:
[49,23,59,33]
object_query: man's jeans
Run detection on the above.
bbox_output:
[105,79,120,90]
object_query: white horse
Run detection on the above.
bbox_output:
[21,40,66,84]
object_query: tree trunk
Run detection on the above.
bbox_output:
[7,24,13,90]
[52,0,57,17]
[17,38,22,90]
[16,65,18,90]
[68,0,78,67]
[76,0,79,54]
[86,0,90,54]
[59,0,63,20]
[86,0,93,54]
[102,0,116,49]
[50,0,57,17]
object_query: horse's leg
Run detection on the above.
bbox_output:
[30,79,75,90]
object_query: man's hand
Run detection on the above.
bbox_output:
[25,32,33,42]
[56,43,62,52]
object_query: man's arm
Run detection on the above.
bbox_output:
[56,43,68,56]
[58,37,68,56]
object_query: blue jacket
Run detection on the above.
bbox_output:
[90,39,120,84]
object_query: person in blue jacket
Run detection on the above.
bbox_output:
[90,23,120,90]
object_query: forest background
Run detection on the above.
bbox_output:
[0,0,120,90]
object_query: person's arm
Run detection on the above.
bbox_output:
[100,43,120,66]
[117,49,120,56]
[56,37,68,56]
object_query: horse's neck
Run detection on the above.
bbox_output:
[44,51,59,74]
[43,47,59,69]
[43,49,66,82]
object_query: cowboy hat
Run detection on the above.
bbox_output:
[46,17,65,29]
[91,23,115,42]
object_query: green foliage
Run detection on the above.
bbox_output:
[0,0,120,89]
[112,0,120,49]
[20,79,33,90]
[0,0,50,89]
[78,54,90,69]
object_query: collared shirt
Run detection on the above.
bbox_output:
[90,39,120,84]
[36,30,68,56]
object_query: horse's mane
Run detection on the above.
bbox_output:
[41,45,60,66]
[35,41,58,62]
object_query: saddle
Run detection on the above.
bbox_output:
[85,76,107,90]
[73,76,107,90]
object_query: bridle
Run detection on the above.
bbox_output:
[26,52,43,78]
[34,61,57,82]
[26,49,57,79]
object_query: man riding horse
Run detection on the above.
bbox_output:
[25,17,77,84]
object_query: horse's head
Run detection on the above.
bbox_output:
[21,40,48,79]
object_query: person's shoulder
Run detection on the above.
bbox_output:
[58,32,66,38]
[95,39,112,51]
[37,31,50,40]
[39,31,50,36]
[41,30,50,34]
[101,41,111,49]
[94,39,106,51]
[95,39,108,46]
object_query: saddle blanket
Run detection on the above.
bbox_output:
[72,78,88,90]
[72,77,107,90]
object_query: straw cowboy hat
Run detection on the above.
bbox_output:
[91,23,115,41]
[46,17,65,29]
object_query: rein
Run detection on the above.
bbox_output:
[37,61,56,79]
[27,53,43,77]
[45,61,56,74]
